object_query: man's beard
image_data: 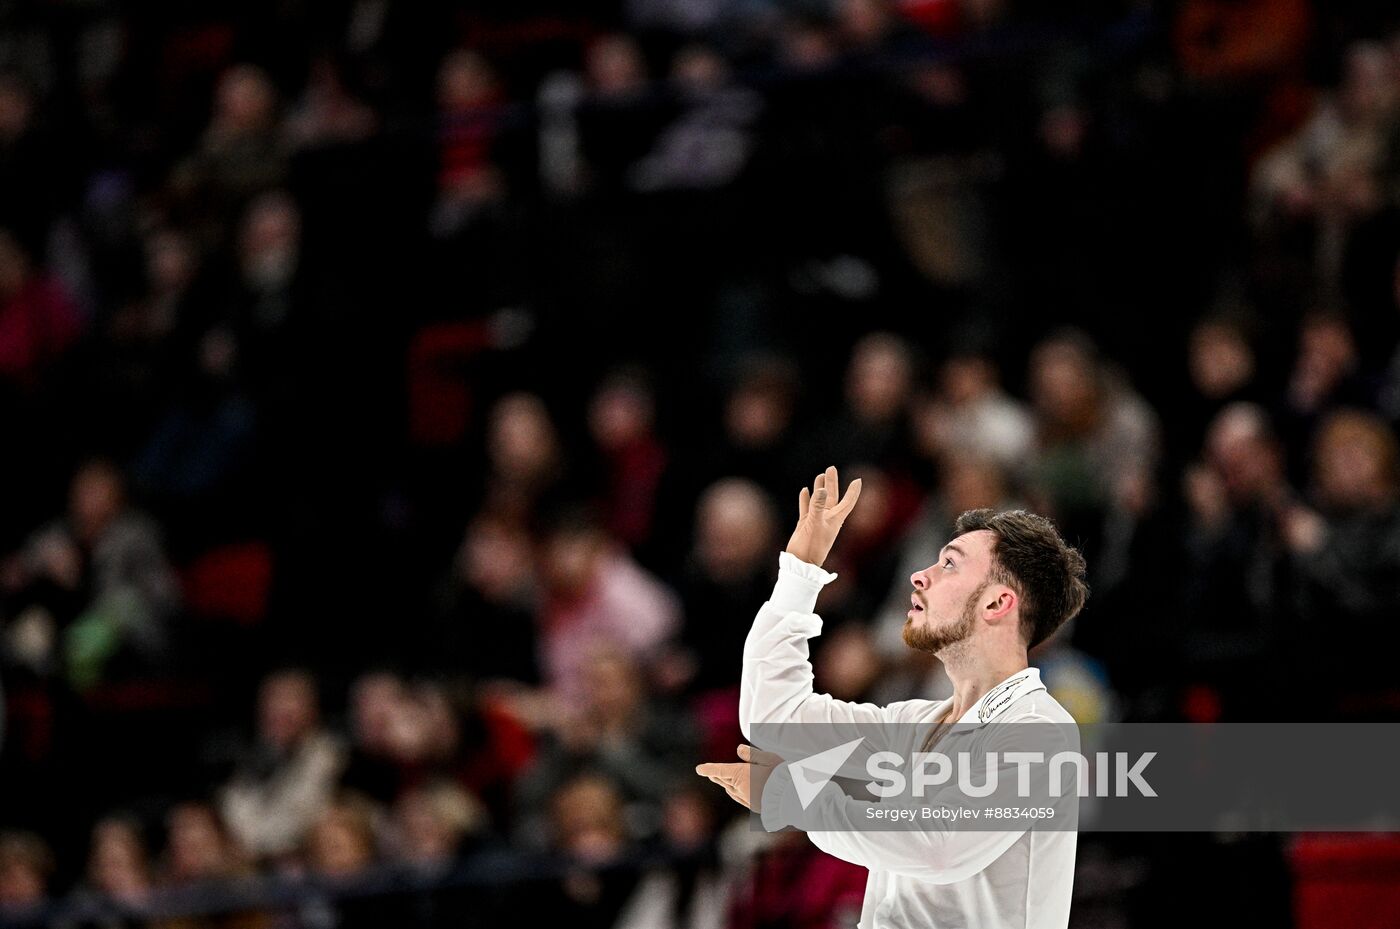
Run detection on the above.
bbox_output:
[903,582,985,654]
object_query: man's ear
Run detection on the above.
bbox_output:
[984,586,1016,620]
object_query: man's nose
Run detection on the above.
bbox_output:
[910,570,927,590]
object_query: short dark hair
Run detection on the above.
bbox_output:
[952,508,1089,649]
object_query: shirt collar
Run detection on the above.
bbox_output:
[953,667,1046,726]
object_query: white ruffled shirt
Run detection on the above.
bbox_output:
[740,552,1079,929]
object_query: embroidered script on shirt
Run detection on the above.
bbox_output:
[977,672,1031,723]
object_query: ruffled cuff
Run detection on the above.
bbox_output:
[769,551,838,616]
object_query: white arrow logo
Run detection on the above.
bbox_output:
[788,738,866,809]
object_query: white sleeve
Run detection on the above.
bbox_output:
[740,552,899,755]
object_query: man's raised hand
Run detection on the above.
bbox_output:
[784,465,862,568]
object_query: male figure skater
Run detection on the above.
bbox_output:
[698,466,1089,928]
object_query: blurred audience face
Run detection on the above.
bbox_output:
[941,455,1007,514]
[0,834,50,909]
[258,670,319,751]
[695,479,776,580]
[839,0,895,48]
[541,521,607,595]
[308,800,377,877]
[661,790,714,852]
[381,682,460,765]
[587,36,646,97]
[550,775,626,863]
[816,625,881,700]
[165,804,233,882]
[725,363,797,448]
[1206,404,1284,502]
[841,466,891,545]
[581,649,643,727]
[588,374,655,452]
[672,45,728,92]
[1030,337,1099,426]
[1292,316,1357,404]
[214,65,276,135]
[941,355,998,406]
[145,228,198,297]
[458,515,534,600]
[846,333,913,421]
[69,460,126,545]
[395,782,481,865]
[489,393,560,479]
[1341,41,1396,123]
[1190,320,1255,399]
[778,20,839,70]
[239,191,301,290]
[351,672,405,753]
[438,50,498,110]
[87,818,150,902]
[1314,411,1400,511]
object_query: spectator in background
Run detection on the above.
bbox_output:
[678,479,778,693]
[426,513,538,682]
[1278,313,1370,481]
[1026,330,1160,553]
[284,54,378,152]
[0,72,62,247]
[629,45,760,193]
[220,669,346,862]
[170,65,288,246]
[818,333,918,472]
[515,648,697,845]
[159,802,252,887]
[912,348,1033,475]
[82,815,153,908]
[340,671,409,805]
[587,367,669,552]
[5,459,180,687]
[0,831,52,915]
[305,794,380,878]
[578,35,664,193]
[1285,410,1400,711]
[0,227,83,392]
[483,393,572,525]
[1174,315,1262,470]
[536,506,681,705]
[1180,403,1295,717]
[689,354,804,508]
[301,794,399,929]
[526,773,642,924]
[392,779,487,872]
[1253,41,1397,290]
[432,50,506,236]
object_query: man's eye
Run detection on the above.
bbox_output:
[943,558,954,569]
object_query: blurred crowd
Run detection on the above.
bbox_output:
[3,0,1400,926]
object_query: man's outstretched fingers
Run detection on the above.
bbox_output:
[836,477,863,516]
[799,486,810,519]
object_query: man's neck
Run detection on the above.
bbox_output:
[940,646,1029,722]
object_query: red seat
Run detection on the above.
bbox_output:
[1291,834,1400,929]
[181,542,273,625]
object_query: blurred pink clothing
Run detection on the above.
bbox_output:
[0,276,83,387]
[540,550,680,702]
